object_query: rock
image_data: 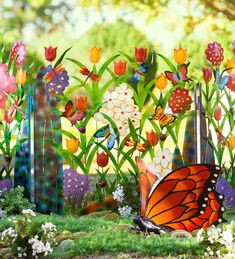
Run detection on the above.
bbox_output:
[58,239,75,251]
[3,252,16,259]
[0,248,11,257]
[112,224,136,232]
[170,230,192,238]
[56,230,72,242]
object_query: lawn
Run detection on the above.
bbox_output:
[1,209,235,258]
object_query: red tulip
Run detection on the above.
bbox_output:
[146,130,158,146]
[44,46,57,62]
[202,67,212,83]
[135,48,147,62]
[97,152,109,167]
[214,107,222,121]
[114,60,127,76]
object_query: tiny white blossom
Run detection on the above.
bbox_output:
[112,184,124,203]
[118,205,132,217]
[22,209,36,216]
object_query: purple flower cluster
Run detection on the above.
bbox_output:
[0,179,13,192]
[216,177,235,208]
[64,168,89,205]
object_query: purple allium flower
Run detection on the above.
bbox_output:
[216,177,235,208]
[64,168,89,205]
[44,65,69,101]
[0,179,13,192]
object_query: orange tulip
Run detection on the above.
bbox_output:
[89,47,102,63]
[114,60,127,76]
[66,137,79,153]
[75,96,87,112]
[146,130,158,146]
[16,68,27,85]
[228,134,235,150]
[226,59,235,74]
[155,73,168,90]
[214,107,222,121]
[174,47,187,64]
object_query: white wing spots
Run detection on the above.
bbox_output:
[221,207,225,212]
[216,166,220,171]
[219,195,223,199]
[207,188,212,191]
[202,204,206,208]
[204,197,209,201]
[214,174,218,177]
[218,218,222,223]
[212,180,216,183]
[200,210,204,214]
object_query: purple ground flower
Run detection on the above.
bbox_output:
[64,168,89,205]
[0,179,13,192]
[216,177,235,208]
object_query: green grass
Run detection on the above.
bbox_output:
[1,209,235,258]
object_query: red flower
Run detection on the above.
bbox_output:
[214,107,222,121]
[10,40,27,66]
[202,67,212,83]
[232,41,235,55]
[205,42,224,67]
[99,181,107,188]
[44,46,57,62]
[146,130,158,146]
[227,73,235,92]
[97,152,109,167]
[75,96,87,112]
[168,87,192,114]
[135,48,147,62]
[114,60,127,76]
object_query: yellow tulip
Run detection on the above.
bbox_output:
[228,134,235,150]
[66,137,79,153]
[155,73,168,90]
[16,68,27,85]
[174,47,187,64]
[226,59,235,74]
[89,47,102,63]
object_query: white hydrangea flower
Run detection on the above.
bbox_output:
[22,209,36,217]
[112,184,124,203]
[1,227,17,242]
[103,91,120,108]
[196,228,204,242]
[115,83,133,101]
[118,205,132,217]
[221,228,234,245]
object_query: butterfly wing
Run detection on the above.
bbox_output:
[80,66,90,76]
[94,125,111,139]
[130,72,141,84]
[177,64,189,82]
[124,138,136,147]
[61,101,74,118]
[107,133,118,150]
[139,63,148,73]
[159,114,176,128]
[136,157,157,217]
[70,112,86,126]
[152,104,164,120]
[219,76,229,91]
[165,71,178,85]
[145,164,225,231]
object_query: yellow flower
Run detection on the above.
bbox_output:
[16,68,27,85]
[226,59,235,74]
[66,137,79,153]
[155,73,168,90]
[228,134,235,150]
[89,47,102,63]
[174,47,187,64]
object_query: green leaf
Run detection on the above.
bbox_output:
[98,54,120,77]
[55,46,72,68]
[156,53,177,73]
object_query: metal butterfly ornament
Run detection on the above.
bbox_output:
[94,125,118,150]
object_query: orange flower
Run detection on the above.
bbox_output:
[226,59,235,74]
[16,68,27,85]
[75,96,87,112]
[228,134,235,150]
[174,47,187,64]
[146,130,158,146]
[155,73,168,90]
[214,107,222,121]
[89,47,102,63]
[66,137,79,153]
[114,60,127,76]
[135,48,147,62]
[97,152,109,167]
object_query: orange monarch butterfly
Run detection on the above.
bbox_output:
[151,104,176,128]
[124,138,147,153]
[134,157,226,235]
[165,64,189,85]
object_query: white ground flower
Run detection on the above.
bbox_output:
[154,148,172,168]
[132,111,142,120]
[115,83,133,101]
[0,208,6,218]
[116,121,128,136]
[221,228,234,245]
[112,184,124,203]
[118,205,132,217]
[103,91,120,108]
[1,227,17,242]
[22,209,36,217]
[196,228,204,242]
[113,103,133,121]
[207,226,221,244]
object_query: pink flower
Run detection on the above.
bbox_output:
[5,106,16,124]
[10,40,27,66]
[0,62,16,109]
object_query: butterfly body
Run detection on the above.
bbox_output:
[165,64,189,85]
[134,158,226,234]
[124,138,147,153]
[130,63,148,84]
[151,104,176,128]
[94,125,118,150]
[61,100,86,126]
